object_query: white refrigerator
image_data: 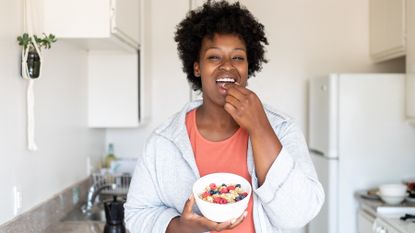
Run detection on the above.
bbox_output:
[308,73,415,233]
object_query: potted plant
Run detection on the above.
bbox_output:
[17,33,57,78]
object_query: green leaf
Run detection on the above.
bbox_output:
[16,33,57,50]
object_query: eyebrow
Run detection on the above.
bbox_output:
[204,47,246,52]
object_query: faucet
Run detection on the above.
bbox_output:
[83,183,116,213]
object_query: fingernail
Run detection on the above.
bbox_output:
[188,194,193,200]
[231,218,236,224]
[235,82,240,85]
[244,211,248,217]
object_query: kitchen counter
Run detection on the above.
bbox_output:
[44,221,130,233]
[356,191,415,233]
[44,221,105,233]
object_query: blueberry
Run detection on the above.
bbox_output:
[209,190,215,195]
[221,183,227,187]
[235,184,241,188]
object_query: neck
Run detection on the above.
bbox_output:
[196,103,239,132]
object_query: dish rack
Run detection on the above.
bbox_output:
[91,171,132,196]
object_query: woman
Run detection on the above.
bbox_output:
[125,1,324,232]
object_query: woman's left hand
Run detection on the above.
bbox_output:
[223,83,268,135]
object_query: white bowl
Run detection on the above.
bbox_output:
[405,196,415,204]
[378,183,407,197]
[192,173,252,222]
[378,193,406,205]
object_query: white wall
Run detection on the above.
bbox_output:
[107,0,404,158]
[0,0,105,224]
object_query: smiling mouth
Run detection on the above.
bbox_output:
[216,77,236,84]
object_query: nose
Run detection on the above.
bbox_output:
[219,58,235,71]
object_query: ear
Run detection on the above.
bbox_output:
[193,62,200,77]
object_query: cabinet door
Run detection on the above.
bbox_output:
[357,210,375,233]
[111,0,140,46]
[42,0,110,37]
[88,51,139,128]
[369,0,405,62]
[407,0,415,120]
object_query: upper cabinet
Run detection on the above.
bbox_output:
[35,0,140,51]
[33,0,148,127]
[369,0,405,62]
[406,0,415,120]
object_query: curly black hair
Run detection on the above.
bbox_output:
[174,0,269,91]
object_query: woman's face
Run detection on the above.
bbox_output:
[194,33,248,106]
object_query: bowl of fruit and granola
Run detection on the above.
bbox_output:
[192,172,252,222]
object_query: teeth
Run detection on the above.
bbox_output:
[216,78,235,83]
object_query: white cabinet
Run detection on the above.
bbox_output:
[87,0,149,128]
[406,0,415,120]
[88,51,140,127]
[33,0,147,127]
[36,0,140,51]
[357,210,375,233]
[369,0,405,62]
[373,218,404,233]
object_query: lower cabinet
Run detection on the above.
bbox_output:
[357,210,375,233]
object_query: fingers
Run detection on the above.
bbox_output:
[224,83,247,101]
[204,210,248,231]
[204,220,233,231]
[225,94,242,109]
[183,194,195,214]
[224,83,251,95]
[227,211,248,229]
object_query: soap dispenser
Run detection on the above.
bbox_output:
[104,196,126,233]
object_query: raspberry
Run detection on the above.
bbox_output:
[202,191,210,198]
[219,198,228,204]
[209,183,217,190]
[213,197,222,204]
[227,185,235,191]
[220,187,229,194]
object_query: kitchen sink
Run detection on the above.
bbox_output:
[61,203,106,222]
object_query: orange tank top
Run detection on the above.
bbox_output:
[186,109,255,233]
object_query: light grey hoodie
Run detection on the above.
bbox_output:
[125,100,324,233]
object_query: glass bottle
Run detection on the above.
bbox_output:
[105,143,117,169]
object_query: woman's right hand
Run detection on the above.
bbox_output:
[166,194,247,233]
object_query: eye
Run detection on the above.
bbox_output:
[207,55,221,61]
[232,56,245,61]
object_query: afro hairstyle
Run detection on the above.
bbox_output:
[174,0,268,91]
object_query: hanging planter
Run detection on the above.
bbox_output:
[17,33,56,79]
[16,33,56,151]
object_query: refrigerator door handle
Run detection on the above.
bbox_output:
[309,148,325,156]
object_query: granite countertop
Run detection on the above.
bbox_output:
[44,221,130,233]
[44,221,105,233]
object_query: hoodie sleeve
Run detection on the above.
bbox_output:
[253,118,325,230]
[124,138,180,233]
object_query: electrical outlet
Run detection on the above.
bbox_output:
[72,186,80,205]
[13,186,22,216]
[86,156,92,176]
